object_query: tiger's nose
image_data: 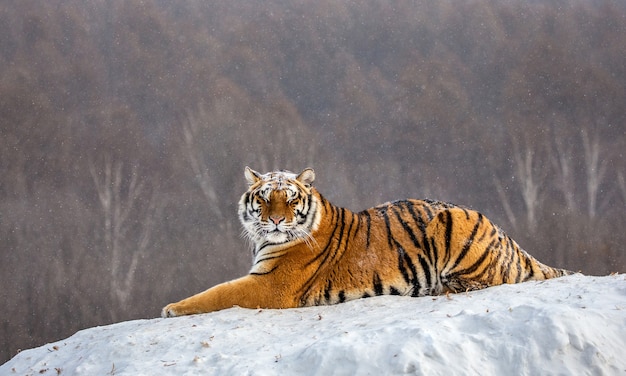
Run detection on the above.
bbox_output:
[269,215,285,225]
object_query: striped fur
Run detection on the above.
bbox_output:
[162,167,571,317]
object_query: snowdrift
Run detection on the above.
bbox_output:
[3,274,625,375]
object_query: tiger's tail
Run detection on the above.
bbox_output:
[534,262,575,279]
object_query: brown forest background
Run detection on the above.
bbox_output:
[1,0,625,363]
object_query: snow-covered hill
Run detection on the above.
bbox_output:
[3,274,625,375]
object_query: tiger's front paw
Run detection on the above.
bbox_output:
[161,303,180,318]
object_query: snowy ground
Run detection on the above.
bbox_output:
[2,274,626,375]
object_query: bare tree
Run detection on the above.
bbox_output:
[493,135,547,232]
[512,139,547,231]
[89,156,160,318]
[619,172,626,205]
[550,137,576,212]
[493,177,519,230]
[581,129,607,218]
[181,107,222,217]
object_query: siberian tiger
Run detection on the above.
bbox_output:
[162,167,572,317]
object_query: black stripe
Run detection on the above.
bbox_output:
[500,235,515,280]
[406,201,428,233]
[449,213,483,269]
[435,211,453,268]
[255,254,283,265]
[514,248,523,283]
[256,242,274,254]
[443,211,453,266]
[401,251,422,297]
[353,212,361,240]
[392,206,423,251]
[506,237,522,283]
[417,254,431,291]
[392,240,422,296]
[461,208,471,219]
[250,265,279,275]
[466,239,497,281]
[429,237,439,276]
[379,207,395,249]
[397,246,412,284]
[338,290,346,303]
[296,193,313,223]
[422,202,434,220]
[336,210,355,260]
[373,273,384,295]
[523,257,535,282]
[448,246,491,278]
[330,208,348,260]
[324,280,332,302]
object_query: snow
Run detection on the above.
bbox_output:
[3,274,626,375]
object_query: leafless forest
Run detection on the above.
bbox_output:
[1,0,625,363]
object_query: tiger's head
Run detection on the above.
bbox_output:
[238,167,318,250]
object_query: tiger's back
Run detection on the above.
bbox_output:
[162,168,571,317]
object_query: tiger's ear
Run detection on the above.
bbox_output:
[297,168,315,188]
[244,166,262,185]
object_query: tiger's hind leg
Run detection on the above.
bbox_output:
[441,275,491,294]
[427,207,528,293]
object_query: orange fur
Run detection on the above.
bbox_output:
[162,167,571,317]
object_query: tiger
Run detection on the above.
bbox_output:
[161,167,572,317]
